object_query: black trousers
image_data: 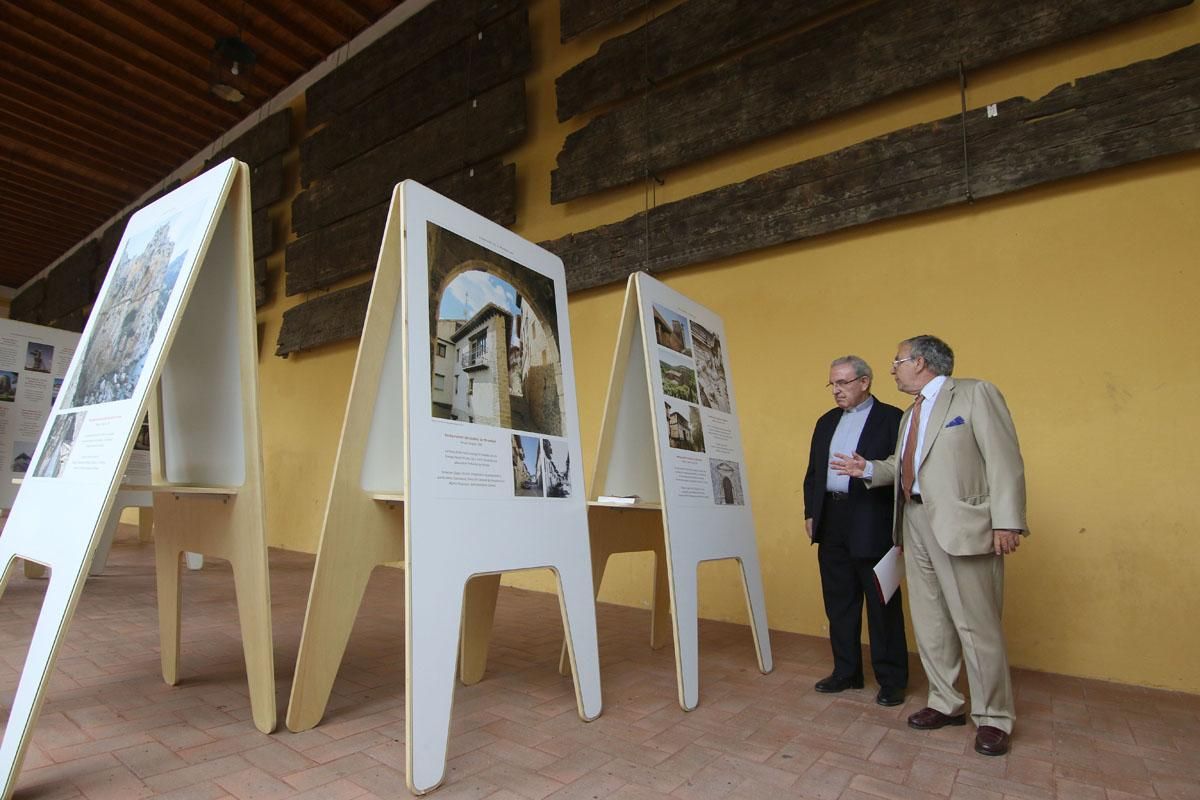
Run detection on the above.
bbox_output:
[817,494,908,688]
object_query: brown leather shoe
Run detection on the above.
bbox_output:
[974,725,1011,756]
[907,707,967,730]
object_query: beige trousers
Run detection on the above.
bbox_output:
[904,501,1015,732]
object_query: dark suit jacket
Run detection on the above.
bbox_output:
[803,397,902,559]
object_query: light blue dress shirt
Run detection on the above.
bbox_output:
[826,396,874,493]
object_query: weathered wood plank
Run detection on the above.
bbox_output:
[557,0,848,121]
[275,281,372,356]
[255,258,268,308]
[285,161,517,296]
[292,77,526,236]
[551,0,1193,203]
[49,308,88,333]
[560,0,649,42]
[544,45,1200,291]
[207,109,292,168]
[10,278,45,324]
[300,7,530,186]
[306,0,522,127]
[250,154,285,211]
[252,208,274,260]
[43,240,98,322]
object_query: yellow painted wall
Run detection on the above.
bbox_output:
[256,1,1200,693]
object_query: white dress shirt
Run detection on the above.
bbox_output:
[864,375,947,494]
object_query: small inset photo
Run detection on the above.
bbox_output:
[11,441,36,474]
[33,410,87,479]
[512,434,543,497]
[664,398,705,453]
[652,304,692,357]
[659,347,699,404]
[25,341,55,374]
[710,459,745,506]
[0,370,18,402]
[542,437,571,498]
[691,321,731,413]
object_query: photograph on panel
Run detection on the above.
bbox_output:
[691,321,731,413]
[51,378,63,405]
[60,208,197,408]
[0,370,17,402]
[659,346,699,403]
[33,410,87,478]
[11,441,35,474]
[511,434,543,497]
[709,458,745,506]
[25,342,54,374]
[652,303,692,357]
[428,221,564,437]
[664,398,706,453]
[541,437,571,498]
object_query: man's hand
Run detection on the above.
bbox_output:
[993,529,1022,556]
[830,452,866,477]
[805,518,814,541]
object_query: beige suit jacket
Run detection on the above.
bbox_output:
[870,377,1028,556]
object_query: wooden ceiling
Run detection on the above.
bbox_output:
[0,0,407,290]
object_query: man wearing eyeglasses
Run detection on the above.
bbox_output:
[832,335,1027,757]
[803,356,907,707]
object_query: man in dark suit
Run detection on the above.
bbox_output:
[804,355,908,706]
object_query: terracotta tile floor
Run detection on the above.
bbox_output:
[2,536,1198,799]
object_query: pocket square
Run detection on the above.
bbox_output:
[945,416,965,428]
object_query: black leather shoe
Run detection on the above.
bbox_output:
[815,674,864,693]
[875,686,905,707]
[907,707,967,730]
[974,726,1011,756]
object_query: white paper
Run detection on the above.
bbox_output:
[873,545,905,604]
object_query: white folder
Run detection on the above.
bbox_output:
[873,545,904,604]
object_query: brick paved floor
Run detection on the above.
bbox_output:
[1,537,1197,799]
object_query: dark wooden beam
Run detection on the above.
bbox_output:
[10,279,47,324]
[560,0,650,42]
[275,280,372,356]
[299,7,530,186]
[285,160,517,295]
[543,44,1200,291]
[306,0,522,126]
[556,0,849,121]
[292,77,526,235]
[42,240,99,322]
[551,0,1193,203]
[206,109,292,168]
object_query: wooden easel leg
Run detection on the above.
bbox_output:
[286,552,378,732]
[737,555,774,674]
[154,534,182,686]
[669,562,701,711]
[138,507,154,542]
[230,547,278,733]
[459,573,500,685]
[0,567,83,800]
[555,561,603,721]
[88,507,123,577]
[406,570,466,795]
[650,541,671,650]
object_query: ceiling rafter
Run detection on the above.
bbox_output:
[0,0,409,291]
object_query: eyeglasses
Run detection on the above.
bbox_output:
[826,377,867,389]
[891,356,918,368]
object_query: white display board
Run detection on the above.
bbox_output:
[286,181,602,796]
[0,160,271,800]
[404,180,602,791]
[0,320,178,578]
[0,320,80,507]
[592,272,772,709]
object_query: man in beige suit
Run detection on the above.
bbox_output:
[833,334,1027,756]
